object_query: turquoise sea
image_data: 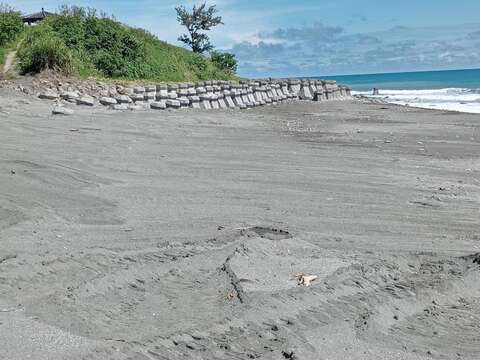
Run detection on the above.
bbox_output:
[318,68,480,92]
[314,68,480,113]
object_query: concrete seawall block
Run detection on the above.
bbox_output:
[37,77,352,113]
[200,99,211,110]
[166,99,181,108]
[131,94,145,102]
[178,97,190,108]
[189,95,201,109]
[210,94,220,109]
[233,93,244,107]
[225,95,235,108]
[145,92,156,101]
[218,98,227,109]
[151,101,167,110]
[178,89,189,97]
[298,86,313,100]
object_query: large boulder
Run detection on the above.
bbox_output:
[116,95,133,104]
[60,91,80,103]
[128,104,145,111]
[110,104,129,111]
[52,106,74,115]
[38,90,59,100]
[99,97,117,106]
[76,96,95,106]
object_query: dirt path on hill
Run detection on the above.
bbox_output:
[2,50,16,75]
[0,89,479,359]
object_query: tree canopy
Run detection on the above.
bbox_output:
[0,4,23,47]
[176,3,223,54]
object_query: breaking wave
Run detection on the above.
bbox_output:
[353,88,480,114]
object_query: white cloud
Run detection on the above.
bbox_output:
[228,22,480,77]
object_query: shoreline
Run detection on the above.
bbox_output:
[355,93,480,115]
[353,88,480,115]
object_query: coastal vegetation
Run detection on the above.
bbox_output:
[176,2,238,75]
[0,4,23,46]
[0,4,24,68]
[0,44,8,67]
[210,51,238,74]
[175,3,223,54]
[4,4,237,81]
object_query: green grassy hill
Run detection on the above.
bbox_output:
[2,6,236,82]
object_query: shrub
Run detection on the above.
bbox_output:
[45,11,85,48]
[210,51,237,74]
[0,6,24,46]
[17,27,74,74]
[188,53,208,73]
[42,8,146,78]
[14,5,236,81]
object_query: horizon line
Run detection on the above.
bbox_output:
[315,67,480,78]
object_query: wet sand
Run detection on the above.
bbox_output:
[0,88,479,359]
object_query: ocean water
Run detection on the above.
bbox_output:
[318,68,480,114]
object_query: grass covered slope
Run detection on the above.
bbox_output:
[16,7,235,82]
[0,46,7,68]
[135,30,235,82]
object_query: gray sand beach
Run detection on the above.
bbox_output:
[0,88,479,359]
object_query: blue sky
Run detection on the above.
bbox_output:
[14,0,480,77]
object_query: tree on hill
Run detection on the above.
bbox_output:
[175,2,223,54]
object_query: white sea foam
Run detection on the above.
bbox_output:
[353,88,480,114]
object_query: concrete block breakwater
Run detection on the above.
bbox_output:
[38,79,352,111]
